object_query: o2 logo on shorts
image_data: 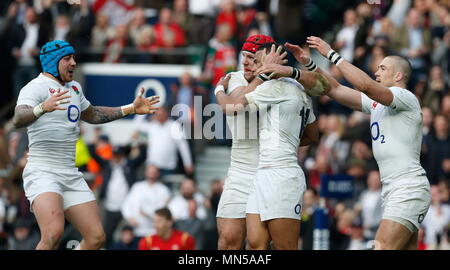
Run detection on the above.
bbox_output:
[418,214,425,224]
[67,105,80,122]
[294,204,302,215]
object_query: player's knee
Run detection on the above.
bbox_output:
[86,230,106,249]
[40,227,64,249]
[218,231,243,250]
[246,237,268,250]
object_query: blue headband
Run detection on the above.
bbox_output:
[39,40,75,77]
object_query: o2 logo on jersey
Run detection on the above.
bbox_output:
[370,122,386,143]
[67,105,80,122]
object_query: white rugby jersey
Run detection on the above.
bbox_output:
[361,86,426,183]
[16,73,91,168]
[225,71,259,173]
[245,78,315,168]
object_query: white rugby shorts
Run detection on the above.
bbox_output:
[23,164,96,212]
[217,168,256,219]
[246,167,306,221]
[381,176,431,232]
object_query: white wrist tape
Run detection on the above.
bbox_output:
[327,50,344,66]
[33,103,45,118]
[304,58,318,72]
[214,85,225,96]
[121,104,135,116]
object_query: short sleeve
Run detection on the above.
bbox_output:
[16,83,47,107]
[244,82,276,107]
[76,83,91,111]
[360,93,374,114]
[227,71,248,94]
[388,87,419,112]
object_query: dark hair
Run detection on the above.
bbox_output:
[256,42,287,55]
[387,55,412,83]
[155,207,173,221]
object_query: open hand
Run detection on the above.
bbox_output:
[133,88,160,115]
[307,36,332,58]
[285,42,310,65]
[261,44,288,66]
[42,89,71,112]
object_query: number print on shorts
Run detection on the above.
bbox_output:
[371,122,386,143]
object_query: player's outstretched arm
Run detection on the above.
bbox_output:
[215,75,264,114]
[285,42,363,111]
[81,88,159,124]
[13,90,71,128]
[307,36,393,106]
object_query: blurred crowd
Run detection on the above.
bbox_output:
[0,0,450,250]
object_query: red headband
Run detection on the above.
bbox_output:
[241,34,274,54]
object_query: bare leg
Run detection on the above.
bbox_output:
[405,232,419,250]
[65,200,106,250]
[217,218,246,250]
[267,218,300,250]
[33,192,65,250]
[246,214,270,250]
[374,219,414,250]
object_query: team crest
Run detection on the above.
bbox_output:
[72,85,80,95]
[49,88,56,94]
[372,101,378,109]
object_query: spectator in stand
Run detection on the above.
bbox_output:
[91,0,134,27]
[347,219,367,250]
[121,165,172,241]
[133,106,194,179]
[216,0,237,36]
[128,8,153,48]
[7,218,39,250]
[299,188,319,250]
[90,14,115,49]
[422,107,434,138]
[102,23,131,63]
[138,208,195,250]
[91,144,146,248]
[10,6,49,96]
[391,8,431,85]
[203,23,237,91]
[431,29,449,82]
[52,15,71,41]
[173,0,193,42]
[356,170,382,240]
[109,225,139,250]
[422,185,450,249]
[423,66,449,112]
[153,7,186,49]
[187,0,217,45]
[168,178,207,222]
[423,114,450,185]
[174,199,205,250]
[334,9,359,63]
[66,0,95,54]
